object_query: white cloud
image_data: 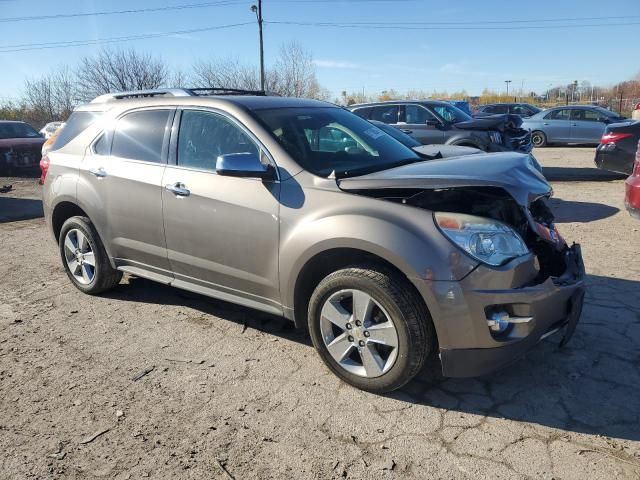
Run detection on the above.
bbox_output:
[313,59,360,69]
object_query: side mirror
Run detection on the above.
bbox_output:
[216,152,274,179]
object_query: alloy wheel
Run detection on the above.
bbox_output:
[63,229,96,285]
[319,289,399,378]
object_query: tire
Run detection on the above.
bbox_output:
[59,216,122,294]
[531,131,547,147]
[308,266,436,393]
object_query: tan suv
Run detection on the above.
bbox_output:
[42,89,585,392]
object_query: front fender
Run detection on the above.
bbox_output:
[445,133,489,150]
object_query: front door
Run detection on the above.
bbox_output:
[79,108,174,278]
[161,109,281,310]
[399,104,445,145]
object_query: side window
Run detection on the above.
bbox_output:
[177,110,259,172]
[510,105,530,115]
[351,107,371,119]
[545,109,570,120]
[93,133,110,155]
[492,105,508,114]
[306,126,362,153]
[370,105,399,124]
[111,109,171,163]
[405,105,436,124]
[572,109,600,122]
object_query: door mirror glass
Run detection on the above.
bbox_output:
[216,152,273,179]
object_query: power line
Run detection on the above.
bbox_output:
[267,20,640,30]
[0,23,254,53]
[0,1,245,23]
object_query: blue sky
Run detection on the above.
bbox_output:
[1,0,638,100]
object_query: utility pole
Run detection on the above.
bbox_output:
[251,1,265,91]
[505,80,511,99]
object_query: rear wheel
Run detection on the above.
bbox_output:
[531,131,547,147]
[308,266,435,393]
[59,216,122,294]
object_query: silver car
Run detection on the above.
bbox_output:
[42,89,585,392]
[522,105,626,147]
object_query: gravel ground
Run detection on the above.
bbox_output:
[1,147,639,479]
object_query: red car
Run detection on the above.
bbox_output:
[625,139,640,219]
[0,121,45,176]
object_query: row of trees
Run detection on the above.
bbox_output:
[2,42,329,128]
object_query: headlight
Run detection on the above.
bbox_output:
[434,212,529,266]
[489,131,502,144]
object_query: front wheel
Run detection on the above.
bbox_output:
[531,131,547,147]
[308,266,435,393]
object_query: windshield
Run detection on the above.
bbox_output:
[430,103,472,123]
[0,122,41,140]
[254,107,421,178]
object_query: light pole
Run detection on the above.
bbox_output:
[250,1,265,91]
[505,80,512,98]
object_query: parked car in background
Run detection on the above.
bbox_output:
[42,88,585,393]
[350,100,532,153]
[522,105,627,147]
[39,121,65,139]
[594,120,640,175]
[632,103,640,121]
[475,103,542,118]
[624,140,640,219]
[0,120,44,175]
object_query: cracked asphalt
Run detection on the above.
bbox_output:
[1,147,639,479]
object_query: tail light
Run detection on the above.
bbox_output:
[39,155,49,185]
[600,132,633,145]
[633,145,640,177]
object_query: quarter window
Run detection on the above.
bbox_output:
[111,109,171,163]
[93,133,110,155]
[177,110,259,171]
[369,105,399,124]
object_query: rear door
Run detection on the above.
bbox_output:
[570,108,608,143]
[542,108,572,143]
[161,108,281,309]
[79,108,174,279]
[398,104,445,145]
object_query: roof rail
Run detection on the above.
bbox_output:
[90,88,194,103]
[185,87,279,96]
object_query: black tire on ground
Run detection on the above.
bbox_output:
[308,266,436,393]
[531,131,547,147]
[58,216,122,294]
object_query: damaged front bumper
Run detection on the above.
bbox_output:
[427,244,585,378]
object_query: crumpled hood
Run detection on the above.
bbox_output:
[454,114,523,132]
[337,152,551,207]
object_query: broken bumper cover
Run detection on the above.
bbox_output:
[431,244,585,378]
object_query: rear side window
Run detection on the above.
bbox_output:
[571,109,601,122]
[405,105,436,124]
[112,109,171,163]
[370,105,399,124]
[351,107,372,119]
[487,105,508,114]
[53,111,102,149]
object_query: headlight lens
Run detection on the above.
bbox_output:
[434,212,529,266]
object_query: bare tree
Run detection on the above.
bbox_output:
[272,41,325,98]
[22,67,76,126]
[191,58,261,90]
[75,48,167,102]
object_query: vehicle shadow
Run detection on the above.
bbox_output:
[0,196,43,223]
[397,273,640,442]
[549,197,619,223]
[102,276,311,346]
[543,166,627,182]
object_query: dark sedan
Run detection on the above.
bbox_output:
[0,121,45,175]
[594,120,640,175]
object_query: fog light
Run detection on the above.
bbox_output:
[487,311,510,333]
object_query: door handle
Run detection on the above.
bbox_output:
[89,167,107,178]
[542,122,550,126]
[401,129,413,134]
[165,183,190,197]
